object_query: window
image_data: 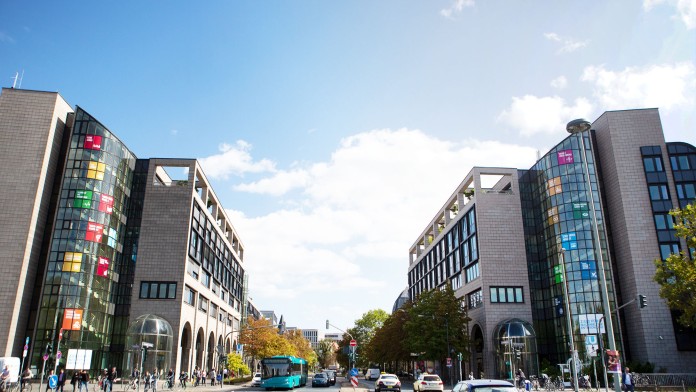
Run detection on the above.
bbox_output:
[210,303,218,318]
[660,243,679,260]
[468,289,483,309]
[649,185,669,201]
[654,214,675,230]
[465,263,479,282]
[676,183,696,200]
[199,296,208,313]
[202,272,211,288]
[141,282,177,299]
[184,285,196,306]
[490,287,524,303]
[643,156,664,172]
[187,260,199,279]
[671,155,692,170]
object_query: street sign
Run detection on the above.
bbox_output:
[350,368,358,377]
[57,351,62,359]
[43,354,48,361]
[350,376,358,387]
[350,339,357,347]
[25,337,30,345]
[48,375,58,389]
[446,357,452,367]
[23,350,27,358]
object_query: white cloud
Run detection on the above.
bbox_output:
[544,32,588,53]
[234,169,311,196]
[582,62,696,111]
[221,129,537,327]
[440,0,475,18]
[198,140,275,180]
[497,95,594,136]
[550,76,568,89]
[643,0,696,29]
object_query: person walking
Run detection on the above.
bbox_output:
[209,370,215,387]
[515,369,526,389]
[70,372,79,392]
[45,370,55,392]
[58,369,66,392]
[105,367,117,392]
[622,367,635,392]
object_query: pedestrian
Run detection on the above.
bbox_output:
[515,369,526,389]
[58,369,66,392]
[201,370,206,387]
[622,367,634,392]
[80,370,89,392]
[209,370,215,386]
[2,366,12,392]
[70,372,79,392]
[151,369,158,392]
[469,372,474,380]
[106,367,117,392]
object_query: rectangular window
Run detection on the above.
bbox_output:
[140,281,177,299]
[468,289,483,309]
[202,272,211,288]
[465,262,479,282]
[643,156,664,172]
[187,260,199,279]
[489,286,524,303]
[676,183,696,200]
[649,185,669,201]
[660,243,679,260]
[199,296,208,313]
[654,214,675,230]
[184,285,196,306]
[470,236,478,261]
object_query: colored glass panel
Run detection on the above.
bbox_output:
[97,257,109,277]
[62,309,83,331]
[84,135,102,150]
[557,149,574,165]
[547,176,563,196]
[98,194,114,214]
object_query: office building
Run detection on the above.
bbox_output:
[407,109,696,378]
[0,88,248,376]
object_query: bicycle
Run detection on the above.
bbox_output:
[93,377,105,392]
[19,381,33,392]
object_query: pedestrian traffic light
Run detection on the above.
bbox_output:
[638,294,647,308]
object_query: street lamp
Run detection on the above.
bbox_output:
[559,247,579,392]
[566,119,621,392]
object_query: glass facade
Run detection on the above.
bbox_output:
[519,131,619,365]
[408,207,477,299]
[33,107,136,373]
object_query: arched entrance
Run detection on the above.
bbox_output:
[195,328,205,369]
[207,332,215,370]
[180,323,192,372]
[470,324,484,378]
[494,319,538,381]
[124,314,174,377]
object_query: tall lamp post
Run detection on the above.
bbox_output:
[559,248,579,392]
[566,119,621,392]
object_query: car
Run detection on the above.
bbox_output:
[375,373,401,392]
[324,370,337,385]
[251,372,262,387]
[312,372,330,388]
[451,379,516,392]
[365,368,381,381]
[413,374,444,392]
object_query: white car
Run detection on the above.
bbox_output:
[375,373,401,392]
[413,374,443,392]
[251,372,262,386]
[365,368,381,381]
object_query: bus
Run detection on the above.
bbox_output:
[260,355,308,390]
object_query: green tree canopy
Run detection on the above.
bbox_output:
[226,352,250,376]
[403,285,471,362]
[316,339,337,369]
[654,203,696,328]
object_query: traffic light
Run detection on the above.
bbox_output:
[45,343,53,355]
[638,294,647,308]
[515,349,521,360]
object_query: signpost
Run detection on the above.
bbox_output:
[350,376,359,388]
[350,340,357,347]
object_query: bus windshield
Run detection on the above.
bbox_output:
[261,359,291,379]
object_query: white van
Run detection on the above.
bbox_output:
[0,357,20,383]
[365,368,380,381]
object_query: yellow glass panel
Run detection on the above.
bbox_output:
[97,163,106,172]
[96,171,104,180]
[88,161,98,170]
[87,170,96,179]
[62,262,71,272]
[70,262,81,273]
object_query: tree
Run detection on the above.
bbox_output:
[227,352,250,376]
[403,285,471,366]
[365,301,413,369]
[349,309,389,368]
[284,329,318,367]
[316,339,337,369]
[654,203,696,328]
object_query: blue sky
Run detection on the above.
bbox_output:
[1,0,695,335]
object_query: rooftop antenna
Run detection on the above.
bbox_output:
[10,70,24,89]
[536,149,541,160]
